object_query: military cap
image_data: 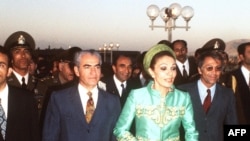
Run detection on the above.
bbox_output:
[4,31,35,51]
[59,47,82,62]
[143,44,175,75]
[201,38,225,51]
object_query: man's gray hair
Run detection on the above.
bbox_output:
[74,49,102,67]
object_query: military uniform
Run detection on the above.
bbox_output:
[4,31,48,116]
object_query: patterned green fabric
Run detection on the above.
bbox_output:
[114,81,198,141]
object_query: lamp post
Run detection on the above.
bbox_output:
[99,43,107,62]
[146,3,194,42]
[107,42,120,64]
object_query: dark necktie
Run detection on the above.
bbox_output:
[21,77,27,89]
[0,99,7,140]
[85,92,95,123]
[203,89,211,114]
[183,65,188,79]
[121,83,126,96]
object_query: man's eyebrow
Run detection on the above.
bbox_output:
[0,62,7,65]
[83,64,101,67]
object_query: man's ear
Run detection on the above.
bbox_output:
[74,66,80,77]
[112,65,116,74]
[7,67,13,77]
[58,62,64,71]
[198,67,202,75]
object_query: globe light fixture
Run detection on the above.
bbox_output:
[99,42,120,64]
[146,3,194,42]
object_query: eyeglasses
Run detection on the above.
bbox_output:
[202,66,222,72]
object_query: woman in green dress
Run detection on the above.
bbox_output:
[113,44,198,141]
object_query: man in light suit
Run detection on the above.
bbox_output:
[0,46,40,141]
[178,51,238,141]
[42,49,121,141]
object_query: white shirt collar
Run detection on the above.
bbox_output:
[78,84,98,114]
[241,65,250,84]
[197,79,216,104]
[12,70,29,85]
[113,75,126,96]
[176,59,189,75]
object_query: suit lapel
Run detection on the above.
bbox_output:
[89,89,105,126]
[7,73,21,87]
[191,83,204,112]
[68,86,88,127]
[208,84,221,114]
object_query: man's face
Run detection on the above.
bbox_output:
[58,61,75,83]
[112,56,132,82]
[240,45,250,66]
[11,47,31,71]
[198,56,222,88]
[74,53,101,90]
[172,42,188,63]
[0,53,10,86]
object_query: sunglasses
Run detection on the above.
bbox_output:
[202,66,222,71]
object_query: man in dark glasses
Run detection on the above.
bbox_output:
[178,51,238,141]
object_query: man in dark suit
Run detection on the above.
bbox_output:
[0,46,40,141]
[231,42,250,124]
[178,51,238,141]
[42,49,121,141]
[102,54,141,107]
[3,31,48,114]
[171,39,198,86]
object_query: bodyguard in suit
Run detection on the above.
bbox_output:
[0,46,40,141]
[178,51,238,141]
[231,42,250,124]
[42,49,121,141]
[101,54,141,107]
[171,39,198,86]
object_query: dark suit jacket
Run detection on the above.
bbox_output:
[174,57,198,86]
[231,68,250,124]
[178,81,238,141]
[42,85,121,141]
[102,76,141,107]
[0,85,40,141]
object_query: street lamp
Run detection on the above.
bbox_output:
[99,43,107,62]
[107,42,120,64]
[146,3,194,42]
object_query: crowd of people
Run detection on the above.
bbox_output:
[0,30,249,141]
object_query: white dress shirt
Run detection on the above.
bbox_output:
[197,79,216,104]
[113,75,127,97]
[176,59,189,76]
[0,84,9,118]
[78,84,98,115]
[12,70,29,85]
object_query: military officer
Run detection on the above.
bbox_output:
[4,31,48,114]
[40,46,82,87]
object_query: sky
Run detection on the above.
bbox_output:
[0,0,250,53]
